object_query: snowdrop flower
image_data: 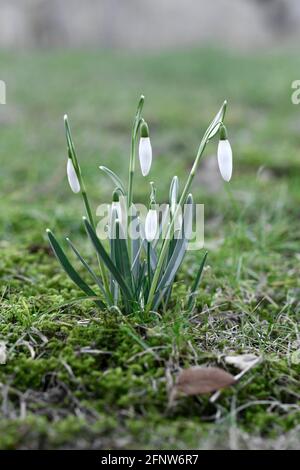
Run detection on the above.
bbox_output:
[174,209,183,233]
[139,121,152,176]
[169,175,179,217]
[217,125,232,182]
[111,189,123,224]
[145,208,158,242]
[67,158,80,193]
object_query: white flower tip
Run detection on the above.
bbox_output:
[139,137,152,177]
[145,209,158,242]
[46,228,51,234]
[64,114,68,122]
[217,140,232,182]
[67,158,80,193]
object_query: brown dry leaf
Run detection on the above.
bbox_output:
[175,366,236,396]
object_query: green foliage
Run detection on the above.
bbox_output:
[1,47,300,449]
[47,98,224,312]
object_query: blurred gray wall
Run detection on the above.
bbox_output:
[1,0,300,49]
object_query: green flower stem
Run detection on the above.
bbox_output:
[147,241,152,287]
[145,140,206,312]
[81,187,112,303]
[128,132,136,211]
[128,95,145,209]
[145,102,227,312]
[79,178,112,305]
[127,95,145,260]
[64,116,112,304]
[81,188,94,228]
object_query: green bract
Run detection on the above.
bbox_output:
[47,97,228,314]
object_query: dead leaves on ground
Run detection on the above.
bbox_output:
[171,366,236,401]
[170,356,261,404]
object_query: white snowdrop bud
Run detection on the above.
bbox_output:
[145,209,158,242]
[217,125,232,182]
[67,158,80,193]
[139,121,152,176]
[111,189,122,224]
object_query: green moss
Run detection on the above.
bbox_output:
[1,47,300,449]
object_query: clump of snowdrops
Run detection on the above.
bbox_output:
[47,96,232,314]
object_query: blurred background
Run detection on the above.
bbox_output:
[1,0,300,450]
[1,0,300,49]
[0,0,300,246]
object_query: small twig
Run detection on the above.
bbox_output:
[210,357,261,404]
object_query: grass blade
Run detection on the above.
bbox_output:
[152,195,193,309]
[113,220,134,293]
[83,217,133,302]
[131,214,141,282]
[186,251,208,313]
[109,206,119,304]
[65,237,108,300]
[46,229,106,309]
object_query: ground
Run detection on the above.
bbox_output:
[0,48,300,449]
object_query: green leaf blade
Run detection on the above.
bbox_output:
[187,251,208,313]
[83,218,133,303]
[46,229,106,310]
[99,166,126,195]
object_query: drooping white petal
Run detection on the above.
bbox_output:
[174,207,183,233]
[145,209,158,242]
[67,158,80,193]
[112,201,122,221]
[108,204,118,239]
[110,201,123,231]
[217,140,232,182]
[139,137,152,176]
